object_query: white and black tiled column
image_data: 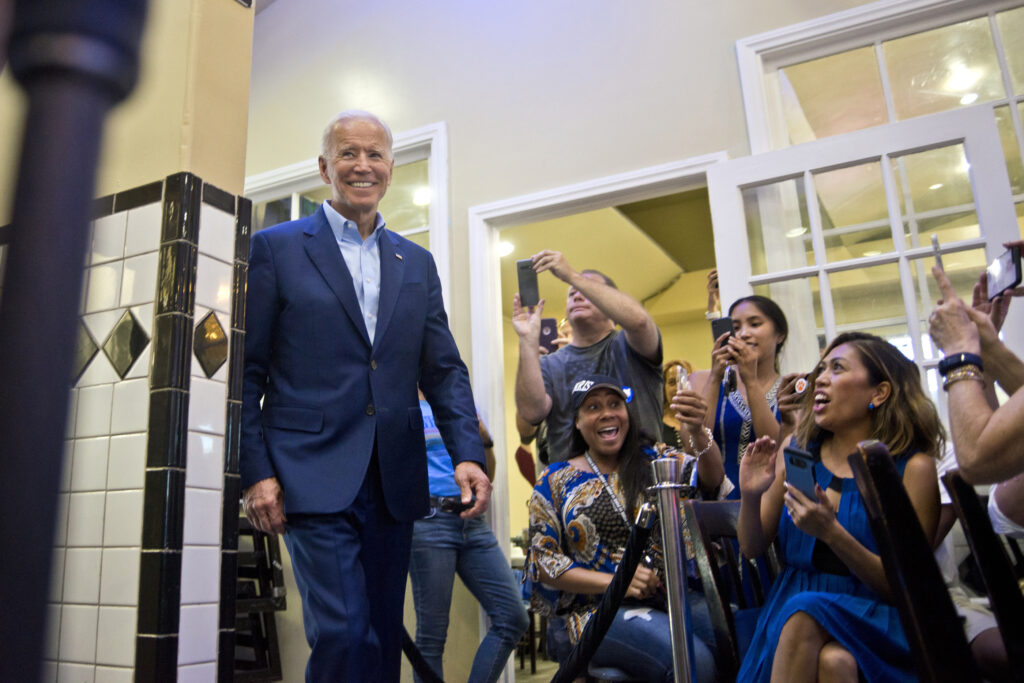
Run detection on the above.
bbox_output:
[31,172,249,682]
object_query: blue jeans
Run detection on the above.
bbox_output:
[408,510,530,683]
[591,593,717,682]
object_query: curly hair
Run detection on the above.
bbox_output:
[794,332,945,459]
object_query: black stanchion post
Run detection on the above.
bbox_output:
[0,1,147,680]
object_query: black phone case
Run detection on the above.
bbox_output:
[711,316,733,341]
[517,260,539,307]
[784,446,818,500]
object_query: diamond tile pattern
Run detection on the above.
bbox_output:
[102,310,150,379]
[193,312,227,379]
[74,323,99,382]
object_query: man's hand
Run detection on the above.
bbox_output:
[511,292,545,342]
[454,461,492,518]
[243,477,286,535]
[929,265,981,355]
[531,249,578,284]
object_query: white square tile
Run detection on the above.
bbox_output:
[75,385,113,438]
[110,379,149,435]
[130,303,155,337]
[50,548,66,602]
[57,662,95,683]
[84,261,123,314]
[199,203,236,264]
[123,344,151,380]
[93,666,133,683]
[67,492,105,547]
[124,202,162,257]
[63,548,102,604]
[95,607,136,667]
[119,252,158,308]
[187,378,226,435]
[177,662,217,682]
[180,546,221,604]
[194,254,233,315]
[61,440,74,492]
[186,433,223,490]
[46,603,62,659]
[183,488,222,546]
[176,604,218,665]
[75,352,120,387]
[71,438,109,492]
[41,660,58,683]
[99,548,140,606]
[107,434,146,491]
[103,491,143,547]
[66,388,79,439]
[91,213,127,264]
[58,604,98,663]
[54,493,70,546]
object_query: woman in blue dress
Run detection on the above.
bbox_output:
[691,295,792,498]
[736,332,943,682]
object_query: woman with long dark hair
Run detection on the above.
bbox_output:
[526,374,723,681]
[737,332,944,682]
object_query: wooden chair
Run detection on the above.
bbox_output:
[942,470,1024,671]
[848,440,979,682]
[683,500,781,682]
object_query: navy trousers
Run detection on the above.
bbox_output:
[284,455,413,682]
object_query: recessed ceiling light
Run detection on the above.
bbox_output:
[863,250,882,257]
[960,92,979,105]
[785,227,808,238]
[497,241,514,257]
[945,64,979,92]
[929,183,943,190]
[412,187,432,206]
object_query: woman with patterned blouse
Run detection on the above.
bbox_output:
[526,373,723,681]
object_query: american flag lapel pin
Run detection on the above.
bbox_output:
[395,253,403,261]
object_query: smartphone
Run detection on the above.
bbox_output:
[784,445,818,500]
[674,363,690,392]
[931,234,943,271]
[710,316,734,342]
[539,317,558,353]
[517,259,539,307]
[987,246,1022,301]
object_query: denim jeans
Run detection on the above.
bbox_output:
[409,510,530,683]
[590,593,717,682]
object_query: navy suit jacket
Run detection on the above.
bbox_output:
[240,207,484,521]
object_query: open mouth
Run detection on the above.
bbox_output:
[596,425,620,440]
[813,392,830,412]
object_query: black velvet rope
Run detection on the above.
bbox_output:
[402,626,446,683]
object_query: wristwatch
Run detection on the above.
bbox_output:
[937,352,983,377]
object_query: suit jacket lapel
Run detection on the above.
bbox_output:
[303,209,372,347]
[374,230,404,352]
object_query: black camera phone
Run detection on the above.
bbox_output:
[784,445,818,500]
[517,259,539,307]
[710,316,734,342]
[539,317,558,353]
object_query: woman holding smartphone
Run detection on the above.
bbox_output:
[526,373,724,681]
[736,332,942,682]
[690,295,791,497]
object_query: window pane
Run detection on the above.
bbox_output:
[403,229,430,251]
[813,161,895,262]
[754,279,823,372]
[997,6,1024,96]
[779,47,888,144]
[892,143,979,244]
[910,247,987,360]
[742,177,812,275]
[1018,201,1024,241]
[883,17,1005,120]
[253,196,291,232]
[996,105,1024,195]
[830,262,910,351]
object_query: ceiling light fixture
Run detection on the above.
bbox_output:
[959,92,979,105]
[497,241,514,257]
[945,64,979,92]
[863,250,882,257]
[785,226,808,238]
[929,183,943,190]
[412,187,432,206]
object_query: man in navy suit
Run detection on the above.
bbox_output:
[241,110,491,682]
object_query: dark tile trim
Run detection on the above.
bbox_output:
[135,633,179,682]
[137,550,183,634]
[224,401,241,474]
[218,629,236,682]
[221,474,241,551]
[162,172,201,244]
[147,389,190,468]
[227,332,244,401]
[114,181,164,213]
[151,314,193,390]
[142,468,186,550]
[203,182,236,215]
[91,194,114,219]
[219,551,238,630]
[235,197,252,264]
[156,241,198,315]
[231,262,247,331]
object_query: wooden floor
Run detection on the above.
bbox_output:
[513,655,559,682]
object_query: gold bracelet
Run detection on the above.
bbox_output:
[942,364,984,391]
[688,425,714,457]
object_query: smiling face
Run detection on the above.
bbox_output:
[731,301,784,364]
[575,388,629,459]
[318,118,394,224]
[811,343,888,434]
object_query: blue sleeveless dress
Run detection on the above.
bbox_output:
[736,443,916,682]
[712,376,781,499]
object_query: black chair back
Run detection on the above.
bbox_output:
[683,500,781,682]
[942,470,1024,670]
[848,440,979,682]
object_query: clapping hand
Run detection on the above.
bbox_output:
[738,435,777,496]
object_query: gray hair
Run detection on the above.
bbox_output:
[320,110,394,159]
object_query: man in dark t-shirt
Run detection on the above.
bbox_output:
[512,250,663,462]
